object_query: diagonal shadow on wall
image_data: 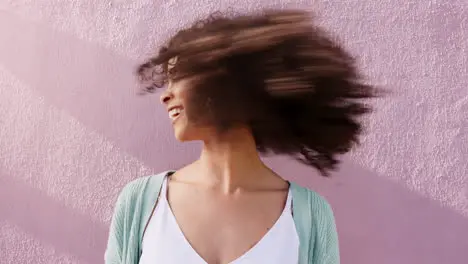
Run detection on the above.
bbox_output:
[0,10,199,173]
[0,172,108,264]
[268,156,468,264]
[330,162,468,264]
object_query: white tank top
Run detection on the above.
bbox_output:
[139,177,299,264]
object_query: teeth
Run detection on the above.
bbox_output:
[169,108,182,119]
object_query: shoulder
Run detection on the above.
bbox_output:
[290,182,340,262]
[116,176,151,201]
[290,181,336,223]
[115,171,169,205]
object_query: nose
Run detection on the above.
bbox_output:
[159,89,173,105]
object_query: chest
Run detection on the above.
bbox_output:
[141,181,300,264]
[181,192,284,256]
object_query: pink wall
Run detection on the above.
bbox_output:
[0,1,467,263]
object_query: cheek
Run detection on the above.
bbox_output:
[174,79,216,127]
[176,84,197,119]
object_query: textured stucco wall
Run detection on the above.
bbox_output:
[0,1,467,263]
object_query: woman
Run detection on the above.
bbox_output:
[105,9,377,264]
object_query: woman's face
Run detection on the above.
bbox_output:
[160,58,214,141]
[160,76,198,141]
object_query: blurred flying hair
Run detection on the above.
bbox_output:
[137,9,382,176]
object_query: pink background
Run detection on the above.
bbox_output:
[1,1,467,263]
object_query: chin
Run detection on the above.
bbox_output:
[173,125,195,142]
[171,115,211,142]
[174,132,190,142]
[173,124,208,142]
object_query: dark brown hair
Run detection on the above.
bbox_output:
[137,9,380,176]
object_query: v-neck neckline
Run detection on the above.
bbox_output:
[160,176,294,264]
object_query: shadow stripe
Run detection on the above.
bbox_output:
[0,173,108,264]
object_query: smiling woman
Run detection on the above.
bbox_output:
[106,9,379,264]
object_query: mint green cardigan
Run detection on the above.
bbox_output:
[105,171,339,264]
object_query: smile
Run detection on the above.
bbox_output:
[168,106,183,122]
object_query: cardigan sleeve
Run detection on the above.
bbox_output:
[104,178,146,264]
[104,184,129,264]
[312,198,340,264]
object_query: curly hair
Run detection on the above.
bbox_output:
[137,9,380,176]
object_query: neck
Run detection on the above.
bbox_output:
[197,127,269,193]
